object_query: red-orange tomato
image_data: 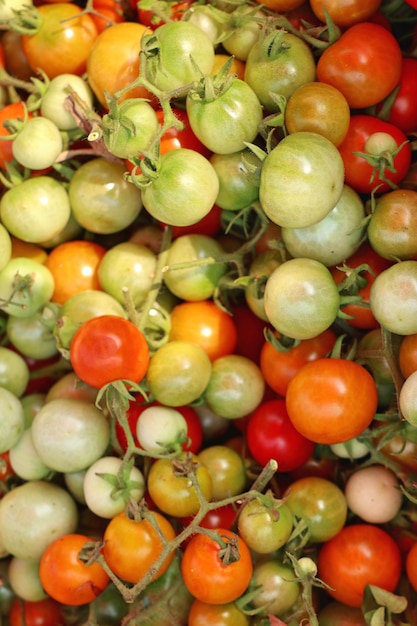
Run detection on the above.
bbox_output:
[316,22,402,109]
[259,329,337,397]
[169,300,238,361]
[102,511,176,584]
[285,358,378,444]
[406,541,417,592]
[309,0,382,28]
[39,533,109,606]
[0,102,34,170]
[158,108,212,158]
[318,524,402,608]
[181,529,253,605]
[399,333,417,378]
[86,21,154,109]
[8,597,64,626]
[21,3,98,79]
[90,0,125,33]
[137,0,194,29]
[45,240,107,305]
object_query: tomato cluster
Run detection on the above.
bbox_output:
[0,1,417,625]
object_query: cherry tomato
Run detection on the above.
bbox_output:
[90,0,125,33]
[39,533,109,605]
[381,57,417,134]
[8,597,64,626]
[406,541,417,592]
[309,0,382,28]
[0,102,33,171]
[69,315,150,389]
[181,529,253,604]
[317,524,402,607]
[188,599,250,626]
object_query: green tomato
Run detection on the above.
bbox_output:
[0,176,71,244]
[12,116,63,170]
[102,98,159,159]
[69,157,142,234]
[259,131,345,228]
[40,73,94,130]
[0,223,11,272]
[370,260,417,335]
[264,257,341,340]
[237,497,294,554]
[0,346,29,397]
[209,148,260,211]
[6,307,60,360]
[0,387,25,453]
[250,559,300,617]
[0,257,55,319]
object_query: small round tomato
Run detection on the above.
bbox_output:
[169,300,238,361]
[367,189,417,261]
[181,529,253,604]
[399,333,417,378]
[381,57,417,134]
[8,597,64,626]
[188,599,250,626]
[286,358,378,444]
[69,315,150,389]
[237,497,293,554]
[39,533,109,605]
[317,524,402,607]
[370,260,417,335]
[406,541,417,592]
[310,0,382,28]
[198,444,247,501]
[102,510,176,584]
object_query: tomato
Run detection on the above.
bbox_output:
[381,57,417,134]
[0,257,55,320]
[155,107,212,158]
[309,0,382,28]
[286,358,378,444]
[368,189,417,261]
[318,601,367,626]
[406,541,417,592]
[237,496,293,554]
[344,464,402,524]
[90,0,125,33]
[170,203,222,239]
[147,452,213,517]
[317,524,402,607]
[260,329,336,397]
[186,77,263,155]
[102,98,159,159]
[249,558,300,617]
[370,260,417,335]
[169,300,238,361]
[69,315,150,389]
[188,599,250,626]
[317,23,402,109]
[86,22,154,109]
[8,597,64,626]
[244,29,316,113]
[337,115,411,195]
[198,444,247,500]
[103,510,176,584]
[330,240,393,330]
[21,3,98,79]
[40,73,94,131]
[231,303,268,364]
[285,81,350,147]
[246,398,315,472]
[181,529,253,604]
[137,0,194,29]
[264,258,341,340]
[399,333,417,378]
[259,132,345,229]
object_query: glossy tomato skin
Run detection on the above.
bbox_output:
[383,57,417,133]
[309,0,382,28]
[406,541,417,592]
[8,597,64,626]
[317,524,402,607]
[246,398,315,472]
[337,115,411,195]
[317,23,402,109]
[21,3,98,79]
[286,358,378,444]
[181,529,253,604]
[69,315,150,389]
[367,189,417,261]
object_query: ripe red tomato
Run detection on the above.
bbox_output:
[309,0,382,28]
[90,0,125,33]
[157,107,212,157]
[317,524,402,607]
[181,529,253,604]
[259,329,337,397]
[382,57,417,134]
[337,115,411,195]
[45,240,107,305]
[246,398,315,472]
[406,541,417,592]
[317,22,402,109]
[285,358,378,444]
[69,315,150,389]
[39,533,110,605]
[8,597,64,626]
[169,300,238,361]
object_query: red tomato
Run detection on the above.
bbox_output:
[170,203,223,239]
[158,108,212,157]
[39,533,109,605]
[406,541,417,592]
[137,0,194,29]
[246,398,315,473]
[337,115,411,195]
[230,303,268,365]
[309,0,382,28]
[285,358,378,444]
[382,57,417,134]
[330,240,393,329]
[69,315,150,389]
[8,597,64,626]
[317,22,402,109]
[169,300,238,361]
[21,3,98,79]
[259,329,337,397]
[181,529,253,604]
[318,524,402,607]
[90,0,125,33]
[0,102,33,170]
[45,240,107,305]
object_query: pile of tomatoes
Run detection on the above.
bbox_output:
[1,0,417,624]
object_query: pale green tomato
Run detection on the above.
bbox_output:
[237,498,294,554]
[64,470,88,504]
[245,249,283,321]
[222,6,266,61]
[0,177,71,244]
[41,73,94,130]
[0,346,29,397]
[21,393,46,428]
[31,398,110,472]
[209,148,260,211]
[259,132,345,228]
[12,116,63,170]
[250,559,300,616]
[281,185,366,266]
[399,370,417,426]
[0,257,55,319]
[98,242,157,308]
[9,428,51,481]
[0,387,25,453]
[136,406,188,454]
[0,480,78,560]
[8,556,47,602]
[0,224,11,272]
[83,456,145,519]
[6,307,60,360]
[370,261,417,335]
[102,99,159,159]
